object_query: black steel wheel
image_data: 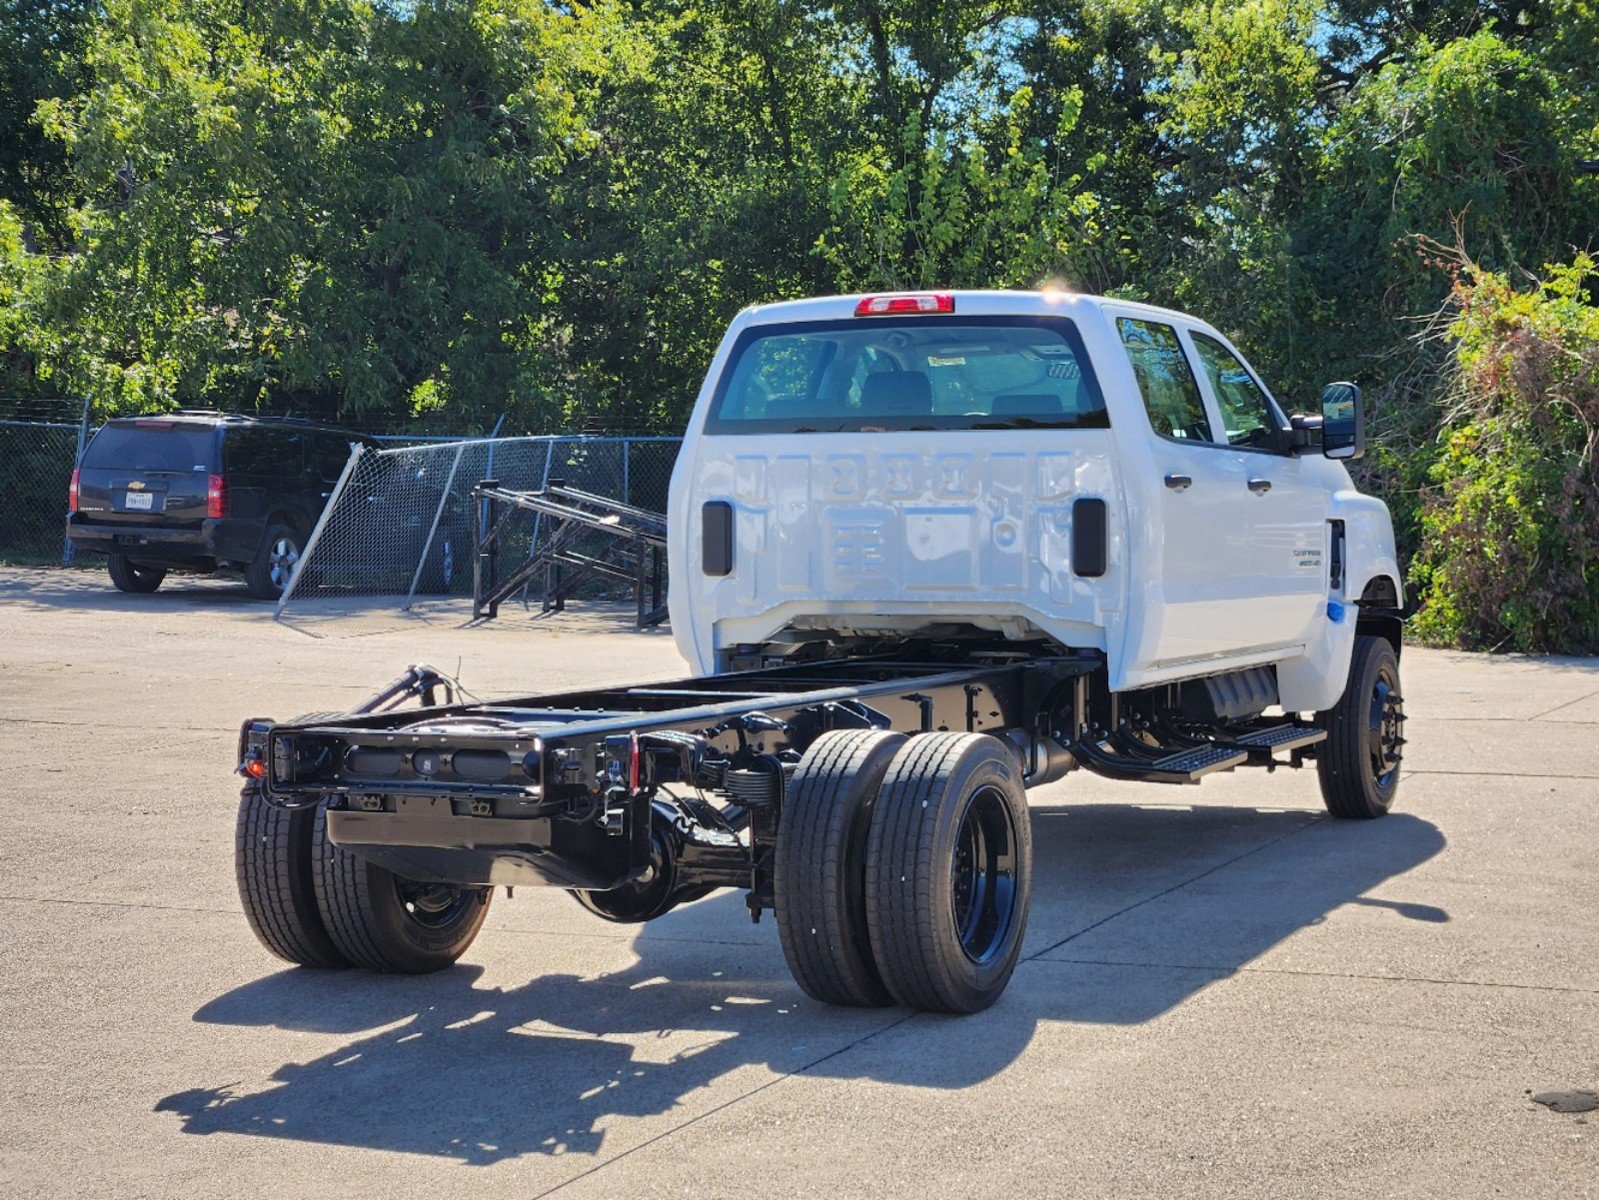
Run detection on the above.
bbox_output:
[864,733,1032,1014]
[235,785,348,968]
[775,729,907,1008]
[245,523,303,600]
[107,553,165,594]
[1318,633,1405,819]
[310,805,492,973]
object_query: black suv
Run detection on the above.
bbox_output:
[66,412,373,599]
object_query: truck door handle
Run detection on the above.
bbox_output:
[1164,473,1192,492]
[1247,478,1272,494]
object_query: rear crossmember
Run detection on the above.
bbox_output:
[239,650,1326,923]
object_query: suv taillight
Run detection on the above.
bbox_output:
[207,473,228,519]
[69,468,80,514]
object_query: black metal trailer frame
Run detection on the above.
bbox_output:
[471,482,668,628]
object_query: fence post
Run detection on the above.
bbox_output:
[403,440,467,611]
[61,396,92,566]
[621,437,631,506]
[276,442,365,620]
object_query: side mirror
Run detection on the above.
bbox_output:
[1320,382,1364,461]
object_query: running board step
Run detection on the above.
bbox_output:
[1071,723,1328,785]
[1073,739,1247,784]
[1230,724,1327,761]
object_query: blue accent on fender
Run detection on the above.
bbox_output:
[1327,600,1346,623]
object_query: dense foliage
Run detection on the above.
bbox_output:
[1,0,1597,645]
[1412,254,1599,652]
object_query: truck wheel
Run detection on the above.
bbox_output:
[311,805,491,973]
[245,523,303,600]
[864,733,1032,1014]
[107,553,165,594]
[235,785,348,968]
[775,729,906,1008]
[1318,634,1405,819]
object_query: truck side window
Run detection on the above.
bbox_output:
[1190,332,1282,450]
[1117,318,1212,442]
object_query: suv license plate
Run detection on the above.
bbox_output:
[125,491,154,510]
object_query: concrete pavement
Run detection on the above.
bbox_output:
[1,567,1594,1198]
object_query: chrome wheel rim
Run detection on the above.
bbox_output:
[267,537,300,590]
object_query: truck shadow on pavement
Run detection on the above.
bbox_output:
[157,803,1445,1165]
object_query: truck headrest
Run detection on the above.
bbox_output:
[861,371,933,415]
[992,393,1064,415]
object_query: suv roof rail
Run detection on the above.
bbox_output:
[128,409,354,431]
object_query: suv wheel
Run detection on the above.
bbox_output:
[245,523,303,600]
[107,553,166,594]
[416,528,459,595]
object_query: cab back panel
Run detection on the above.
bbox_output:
[675,430,1125,666]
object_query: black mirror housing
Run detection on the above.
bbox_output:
[1320,382,1364,461]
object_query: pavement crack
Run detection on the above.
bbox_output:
[0,894,238,916]
[530,1012,920,1200]
[1403,769,1599,780]
[1526,689,1599,721]
[1020,814,1326,963]
[1030,955,1599,996]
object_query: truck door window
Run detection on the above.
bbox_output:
[1117,318,1212,442]
[1190,332,1282,450]
[706,317,1107,433]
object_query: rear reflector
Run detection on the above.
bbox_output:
[854,292,955,316]
[206,473,228,519]
[68,468,80,514]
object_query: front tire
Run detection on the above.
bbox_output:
[1318,634,1405,819]
[235,785,348,967]
[864,733,1032,1014]
[107,553,165,594]
[776,729,906,1008]
[245,523,303,600]
[311,805,491,973]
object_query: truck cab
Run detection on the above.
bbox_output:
[668,290,1401,712]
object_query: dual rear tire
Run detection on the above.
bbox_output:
[777,730,1032,1015]
[236,786,491,973]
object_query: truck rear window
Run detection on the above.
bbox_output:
[705,316,1108,433]
[81,424,217,473]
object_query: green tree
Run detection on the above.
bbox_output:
[0,0,96,249]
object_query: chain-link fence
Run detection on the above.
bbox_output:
[275,435,680,634]
[0,418,86,564]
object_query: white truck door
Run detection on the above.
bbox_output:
[1113,314,1324,672]
[1183,327,1328,651]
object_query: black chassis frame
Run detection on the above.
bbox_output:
[238,646,1326,920]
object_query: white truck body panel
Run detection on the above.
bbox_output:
[668,291,1400,713]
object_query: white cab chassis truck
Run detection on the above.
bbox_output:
[237,291,1407,1015]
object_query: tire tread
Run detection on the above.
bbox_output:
[1317,634,1401,819]
[775,730,902,1007]
[234,786,347,967]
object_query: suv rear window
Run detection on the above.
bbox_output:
[82,424,217,473]
[706,316,1107,433]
